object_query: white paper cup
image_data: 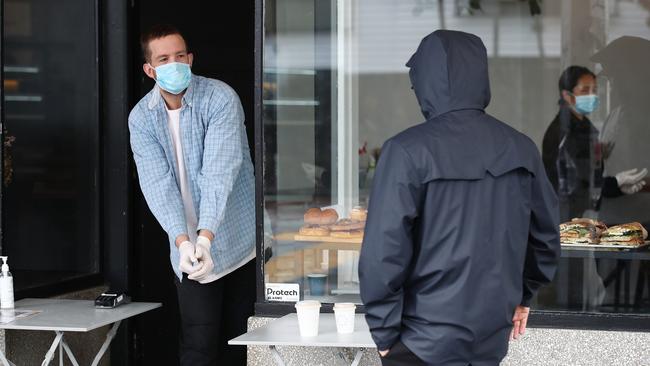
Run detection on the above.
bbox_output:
[333,302,356,334]
[295,300,321,337]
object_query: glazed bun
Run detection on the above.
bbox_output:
[320,208,339,225]
[304,208,323,225]
[304,207,339,225]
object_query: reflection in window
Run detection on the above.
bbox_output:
[262,0,650,313]
[3,0,100,291]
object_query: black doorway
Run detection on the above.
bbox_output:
[130,2,255,364]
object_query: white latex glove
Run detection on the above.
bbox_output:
[621,181,646,195]
[178,241,199,275]
[616,168,648,195]
[188,235,214,282]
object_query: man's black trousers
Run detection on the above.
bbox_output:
[175,259,255,366]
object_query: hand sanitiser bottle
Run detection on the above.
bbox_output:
[0,256,14,309]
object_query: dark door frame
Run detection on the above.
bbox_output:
[0,0,4,257]
[101,0,133,364]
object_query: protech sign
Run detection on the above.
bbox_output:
[265,283,300,302]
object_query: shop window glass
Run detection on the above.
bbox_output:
[3,0,100,291]
[263,0,650,312]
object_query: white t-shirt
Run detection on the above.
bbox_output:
[167,107,254,283]
[166,107,198,244]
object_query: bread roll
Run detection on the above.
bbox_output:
[320,208,339,225]
[304,207,339,225]
[304,208,323,225]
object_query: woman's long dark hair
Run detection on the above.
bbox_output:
[558,65,596,105]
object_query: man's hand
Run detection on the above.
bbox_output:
[188,235,214,282]
[198,229,214,241]
[378,349,390,357]
[175,234,190,248]
[510,305,530,340]
[178,241,200,275]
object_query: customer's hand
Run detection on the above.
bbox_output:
[510,305,529,340]
[178,241,199,275]
[378,349,390,357]
[616,168,648,195]
[188,235,214,282]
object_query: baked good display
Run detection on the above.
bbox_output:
[296,208,364,242]
[559,218,648,247]
[304,208,339,225]
[299,224,330,237]
[329,218,365,232]
[331,230,364,238]
[560,218,606,244]
[600,222,648,245]
[350,206,367,222]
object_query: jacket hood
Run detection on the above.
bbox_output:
[407,30,491,120]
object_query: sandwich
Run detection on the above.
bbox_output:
[560,218,606,244]
[600,222,648,245]
[329,218,365,232]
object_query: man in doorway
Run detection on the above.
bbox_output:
[129,24,255,366]
[358,30,560,366]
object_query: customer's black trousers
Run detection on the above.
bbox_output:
[380,341,482,366]
[174,259,255,366]
[380,341,427,366]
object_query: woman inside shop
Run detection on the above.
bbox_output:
[542,65,647,221]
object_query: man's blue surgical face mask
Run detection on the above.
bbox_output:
[574,94,600,115]
[151,62,191,95]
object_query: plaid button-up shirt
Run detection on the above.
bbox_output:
[129,75,255,280]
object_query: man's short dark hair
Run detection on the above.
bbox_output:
[140,24,188,62]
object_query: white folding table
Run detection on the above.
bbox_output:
[229,313,376,366]
[0,298,161,366]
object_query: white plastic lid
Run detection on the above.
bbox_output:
[0,257,8,273]
[333,302,356,310]
[307,273,327,278]
[295,300,321,309]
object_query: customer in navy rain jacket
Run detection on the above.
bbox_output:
[358,30,560,366]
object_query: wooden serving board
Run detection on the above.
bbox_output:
[561,241,650,250]
[294,234,363,244]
